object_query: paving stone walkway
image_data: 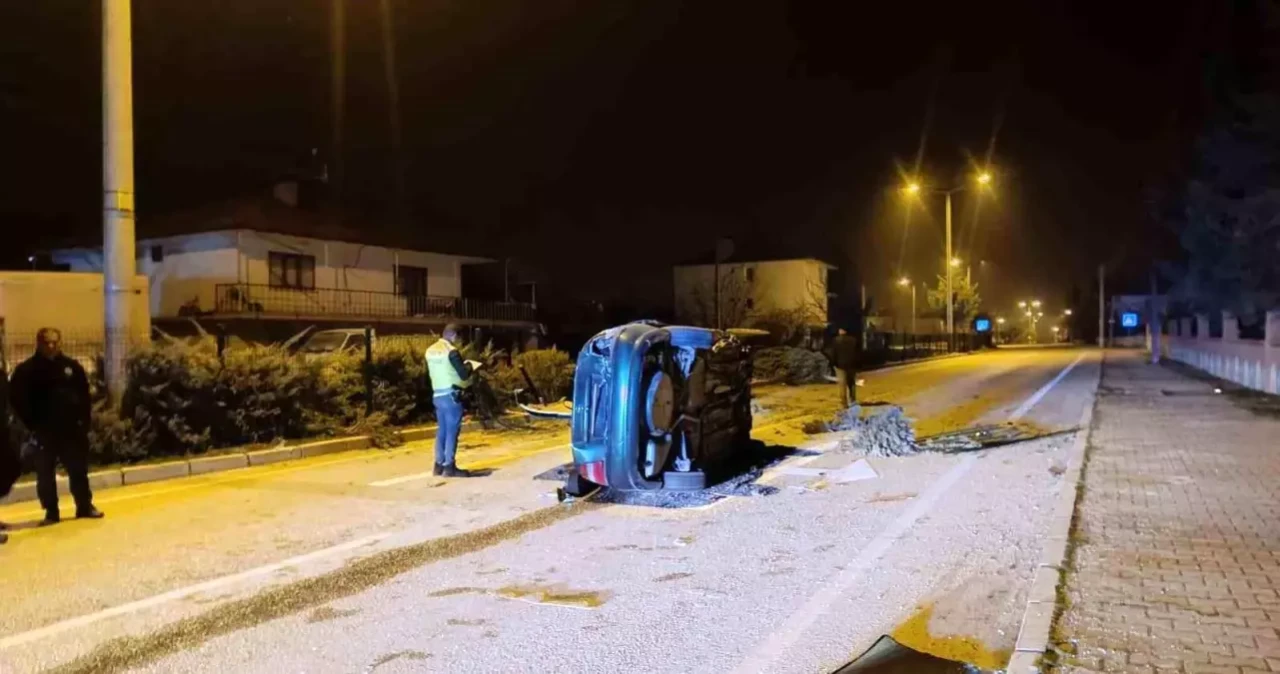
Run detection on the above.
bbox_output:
[1053,351,1280,673]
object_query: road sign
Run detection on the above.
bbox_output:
[1120,312,1139,328]
[974,318,992,333]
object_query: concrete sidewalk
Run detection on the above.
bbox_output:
[1051,351,1280,673]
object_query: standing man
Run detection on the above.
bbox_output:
[425,324,480,478]
[829,327,862,408]
[10,328,104,525]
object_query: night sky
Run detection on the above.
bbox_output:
[0,0,1226,316]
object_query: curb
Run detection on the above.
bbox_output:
[1006,351,1103,672]
[0,418,504,506]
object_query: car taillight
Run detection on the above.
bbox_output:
[579,460,607,486]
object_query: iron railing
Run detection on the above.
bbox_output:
[213,284,537,323]
[860,331,984,368]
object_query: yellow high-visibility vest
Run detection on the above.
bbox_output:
[425,339,469,396]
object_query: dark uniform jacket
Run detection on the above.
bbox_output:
[10,354,91,438]
[829,334,860,371]
[0,368,20,496]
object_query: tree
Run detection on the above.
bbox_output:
[1164,0,1280,323]
[1167,94,1280,321]
[683,267,753,329]
[926,273,982,327]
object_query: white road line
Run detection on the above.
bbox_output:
[369,472,442,488]
[0,534,388,651]
[1008,353,1086,421]
[731,453,980,674]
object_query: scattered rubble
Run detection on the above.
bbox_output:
[595,468,779,509]
[805,404,922,457]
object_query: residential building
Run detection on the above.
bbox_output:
[673,256,834,329]
[49,182,538,340]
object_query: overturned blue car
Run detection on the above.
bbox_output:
[564,322,754,494]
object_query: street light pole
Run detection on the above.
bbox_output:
[103,0,136,404]
[945,191,953,338]
[911,283,917,335]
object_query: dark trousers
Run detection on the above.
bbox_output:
[34,432,93,514]
[836,367,857,407]
[0,441,20,500]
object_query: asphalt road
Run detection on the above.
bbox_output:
[0,347,1101,673]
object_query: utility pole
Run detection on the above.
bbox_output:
[1149,270,1161,365]
[103,0,136,404]
[1097,264,1105,348]
[330,0,346,198]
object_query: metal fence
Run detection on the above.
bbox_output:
[214,284,537,323]
[860,331,984,369]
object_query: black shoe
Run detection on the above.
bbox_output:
[0,531,7,544]
[0,521,10,531]
[432,463,444,476]
[440,464,475,478]
[76,507,105,520]
[39,511,60,527]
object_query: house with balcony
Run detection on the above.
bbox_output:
[48,181,539,343]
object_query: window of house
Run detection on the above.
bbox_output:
[150,245,163,263]
[744,267,755,283]
[746,298,755,310]
[269,252,316,289]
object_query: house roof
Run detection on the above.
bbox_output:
[673,253,837,269]
[49,190,491,259]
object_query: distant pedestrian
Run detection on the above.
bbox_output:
[9,328,103,525]
[425,324,481,478]
[828,327,862,408]
[0,366,20,544]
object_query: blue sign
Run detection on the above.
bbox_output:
[974,318,992,333]
[1120,312,1140,328]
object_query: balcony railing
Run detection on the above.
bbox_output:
[213,284,537,323]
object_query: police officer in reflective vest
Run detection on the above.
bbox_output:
[425,324,479,477]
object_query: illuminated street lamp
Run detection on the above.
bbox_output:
[901,170,994,338]
[1064,309,1073,316]
[1032,299,1042,308]
[949,257,962,267]
[1018,300,1027,309]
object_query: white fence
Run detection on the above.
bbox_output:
[1160,311,1280,395]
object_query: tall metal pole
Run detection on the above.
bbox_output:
[104,0,136,404]
[1097,264,1105,348]
[713,261,720,329]
[945,191,953,340]
[330,0,346,197]
[910,284,917,335]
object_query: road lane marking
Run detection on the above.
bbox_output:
[1009,352,1086,421]
[369,471,442,487]
[0,533,389,651]
[731,453,980,673]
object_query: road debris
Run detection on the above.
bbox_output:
[595,468,779,509]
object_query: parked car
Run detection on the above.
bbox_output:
[298,328,374,360]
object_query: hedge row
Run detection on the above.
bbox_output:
[82,337,574,466]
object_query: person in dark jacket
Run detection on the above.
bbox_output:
[0,365,19,543]
[828,327,862,408]
[9,328,103,525]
